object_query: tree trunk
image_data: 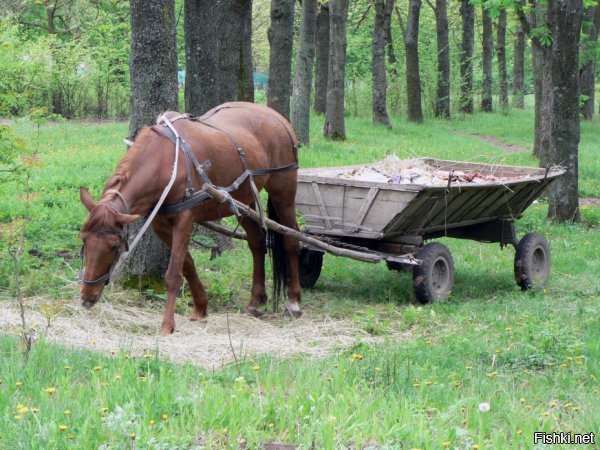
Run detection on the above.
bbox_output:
[496,9,508,111]
[291,0,317,144]
[218,0,254,104]
[580,5,598,120]
[123,0,177,281]
[547,0,582,223]
[434,0,450,118]
[459,0,474,114]
[267,0,295,119]
[404,0,423,122]
[512,26,525,108]
[538,49,553,163]
[323,0,349,140]
[372,0,395,128]
[314,2,330,115]
[184,0,219,116]
[481,6,493,112]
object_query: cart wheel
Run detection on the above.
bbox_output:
[514,232,550,290]
[412,243,455,303]
[299,248,323,289]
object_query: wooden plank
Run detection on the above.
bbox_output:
[311,182,332,230]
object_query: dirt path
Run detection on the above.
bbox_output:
[0,298,401,368]
[453,130,527,153]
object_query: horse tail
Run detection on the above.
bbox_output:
[267,197,288,307]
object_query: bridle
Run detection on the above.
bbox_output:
[78,189,130,287]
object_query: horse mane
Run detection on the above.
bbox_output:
[81,203,120,232]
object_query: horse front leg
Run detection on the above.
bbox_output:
[240,216,268,317]
[155,213,195,335]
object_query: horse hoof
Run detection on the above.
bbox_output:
[159,324,175,335]
[283,305,302,318]
[245,306,264,318]
[190,316,207,323]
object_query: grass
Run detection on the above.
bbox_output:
[0,106,599,448]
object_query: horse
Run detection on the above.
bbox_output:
[78,102,302,335]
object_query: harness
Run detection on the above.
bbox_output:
[151,108,298,217]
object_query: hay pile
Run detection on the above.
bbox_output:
[0,297,393,368]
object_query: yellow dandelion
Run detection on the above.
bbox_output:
[486,371,498,377]
[144,353,153,359]
[412,383,421,388]
[46,387,56,395]
[67,434,75,440]
[465,365,473,370]
[101,382,110,387]
[64,409,72,415]
[352,353,363,361]
[564,402,572,408]
[31,407,39,413]
[442,441,451,448]
[162,413,169,420]
[15,381,22,388]
[93,366,102,372]
[14,415,22,420]
[461,419,468,425]
[115,374,122,380]
[425,380,433,386]
[572,406,580,412]
[472,445,480,450]
[0,379,3,384]
[426,340,432,346]
[550,401,557,407]
[375,367,382,372]
[326,376,333,382]
[149,419,155,426]
[454,382,462,388]
[18,406,29,414]
[101,407,109,414]
[560,363,568,368]
[138,376,147,381]
[252,364,260,371]
[59,424,68,431]
[130,432,136,440]
[17,403,25,409]
[124,354,131,359]
[525,405,532,411]
[517,429,523,435]
[64,365,71,370]
[91,339,96,346]
[519,398,525,404]
[505,327,512,332]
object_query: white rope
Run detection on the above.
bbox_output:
[125,114,180,255]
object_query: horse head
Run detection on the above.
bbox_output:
[78,186,138,309]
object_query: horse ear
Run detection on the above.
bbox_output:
[80,186,96,212]
[116,213,140,226]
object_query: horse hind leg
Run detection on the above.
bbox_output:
[240,216,268,317]
[265,192,302,318]
[183,252,209,321]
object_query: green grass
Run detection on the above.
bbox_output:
[0,108,599,448]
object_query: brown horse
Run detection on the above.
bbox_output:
[78,102,302,335]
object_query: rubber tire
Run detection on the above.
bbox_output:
[412,243,455,304]
[299,248,323,289]
[514,232,551,290]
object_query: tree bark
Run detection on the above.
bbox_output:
[512,26,525,108]
[372,0,395,128]
[314,2,330,115]
[434,0,450,118]
[459,0,474,114]
[218,0,254,104]
[323,0,349,140]
[267,0,295,119]
[290,0,317,144]
[547,0,582,223]
[404,0,423,122]
[496,9,508,111]
[123,0,177,281]
[481,5,493,112]
[580,5,598,120]
[184,0,219,116]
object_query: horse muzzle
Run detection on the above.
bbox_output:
[80,290,102,309]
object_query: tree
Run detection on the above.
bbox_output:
[218,0,254,103]
[291,0,318,144]
[459,0,475,113]
[184,0,219,116]
[314,2,330,115]
[432,0,450,118]
[481,5,493,112]
[495,9,508,111]
[323,0,349,140]
[267,0,295,119]
[512,25,526,108]
[372,0,395,128]
[401,0,423,123]
[546,0,582,222]
[580,5,599,120]
[121,0,178,281]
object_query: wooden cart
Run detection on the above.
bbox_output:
[293,158,564,302]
